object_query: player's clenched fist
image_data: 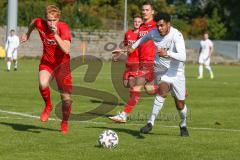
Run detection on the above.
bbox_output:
[20,33,28,43]
[157,48,168,57]
[50,25,58,34]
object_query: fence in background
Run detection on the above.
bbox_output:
[0,27,240,61]
[185,40,240,60]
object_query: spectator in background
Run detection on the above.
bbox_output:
[5,29,20,71]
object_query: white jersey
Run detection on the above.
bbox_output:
[5,35,20,50]
[200,39,213,57]
[5,35,20,59]
[132,27,186,75]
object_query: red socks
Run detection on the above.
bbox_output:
[62,100,72,121]
[124,90,140,113]
[39,87,52,107]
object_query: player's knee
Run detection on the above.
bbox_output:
[132,85,142,92]
[135,76,146,86]
[144,84,155,95]
[175,100,185,110]
[61,94,72,107]
[157,82,170,98]
[39,80,49,89]
[128,77,136,88]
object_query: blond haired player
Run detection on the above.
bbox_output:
[21,5,72,134]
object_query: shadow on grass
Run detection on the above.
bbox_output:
[87,125,177,139]
[89,99,125,106]
[0,122,59,133]
[86,126,146,139]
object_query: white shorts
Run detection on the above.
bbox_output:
[199,53,210,66]
[6,48,18,59]
[155,69,186,100]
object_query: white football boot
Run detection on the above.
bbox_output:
[109,112,127,123]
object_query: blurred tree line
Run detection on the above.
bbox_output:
[0,0,239,40]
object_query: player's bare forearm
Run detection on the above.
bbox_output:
[54,34,71,54]
[21,21,35,43]
[27,22,35,37]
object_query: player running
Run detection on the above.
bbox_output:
[21,5,72,134]
[109,1,157,123]
[110,15,142,122]
[130,12,189,136]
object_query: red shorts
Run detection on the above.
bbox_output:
[39,60,72,93]
[123,62,139,80]
[137,60,154,82]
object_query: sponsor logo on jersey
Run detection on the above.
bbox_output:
[139,31,149,37]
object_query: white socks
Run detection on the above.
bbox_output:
[148,95,165,125]
[199,64,214,78]
[178,105,187,127]
[14,60,17,69]
[7,61,11,71]
[205,65,214,78]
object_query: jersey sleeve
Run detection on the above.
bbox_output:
[209,40,214,47]
[59,23,71,41]
[33,18,42,28]
[132,31,152,49]
[167,31,186,62]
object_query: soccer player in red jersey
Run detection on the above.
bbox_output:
[109,1,157,123]
[137,1,156,93]
[21,5,72,134]
[109,15,142,122]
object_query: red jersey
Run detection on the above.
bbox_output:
[124,29,139,63]
[34,18,71,64]
[138,20,156,61]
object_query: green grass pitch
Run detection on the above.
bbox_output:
[0,59,239,160]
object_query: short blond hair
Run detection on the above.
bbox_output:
[45,5,61,18]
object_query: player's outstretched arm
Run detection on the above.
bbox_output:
[21,20,35,43]
[131,32,151,50]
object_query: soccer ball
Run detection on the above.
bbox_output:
[98,130,119,148]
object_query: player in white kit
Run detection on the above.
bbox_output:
[5,29,20,71]
[129,12,189,136]
[198,32,214,79]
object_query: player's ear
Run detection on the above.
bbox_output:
[167,22,170,27]
[152,9,154,15]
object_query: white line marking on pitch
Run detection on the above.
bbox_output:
[1,109,240,133]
